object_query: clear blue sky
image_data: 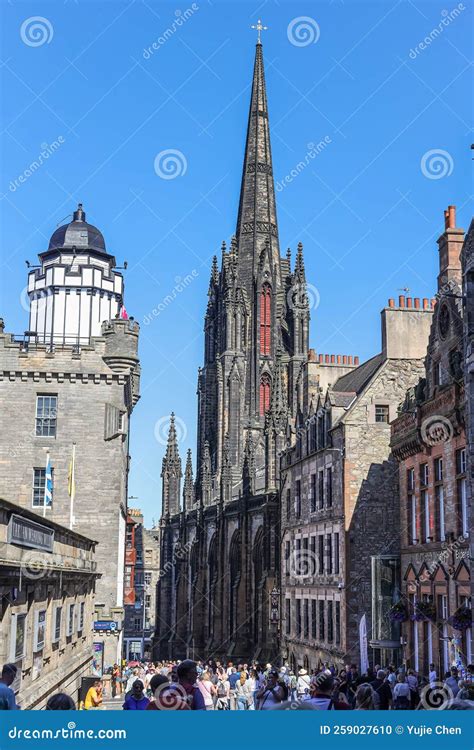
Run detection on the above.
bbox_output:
[1,0,472,526]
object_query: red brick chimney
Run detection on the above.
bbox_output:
[437,205,464,291]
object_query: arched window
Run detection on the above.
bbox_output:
[260,284,271,355]
[260,373,271,416]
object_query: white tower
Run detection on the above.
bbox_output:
[27,203,124,345]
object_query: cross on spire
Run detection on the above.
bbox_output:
[251,18,267,44]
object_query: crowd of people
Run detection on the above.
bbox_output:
[1,658,473,711]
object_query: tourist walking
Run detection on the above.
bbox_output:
[0,664,19,710]
[122,680,149,710]
[256,670,285,710]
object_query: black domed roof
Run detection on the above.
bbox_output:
[48,204,106,253]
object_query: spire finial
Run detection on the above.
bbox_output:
[251,18,267,44]
[73,202,85,222]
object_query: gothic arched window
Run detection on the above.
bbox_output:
[259,373,271,416]
[260,284,271,356]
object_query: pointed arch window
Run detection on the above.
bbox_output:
[260,373,271,416]
[260,284,272,355]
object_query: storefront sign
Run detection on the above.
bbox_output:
[93,620,118,632]
[7,514,54,552]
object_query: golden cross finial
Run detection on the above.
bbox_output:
[251,19,268,43]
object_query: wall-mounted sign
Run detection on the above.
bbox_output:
[93,620,119,632]
[8,514,54,552]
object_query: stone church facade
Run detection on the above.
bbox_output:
[155,41,310,662]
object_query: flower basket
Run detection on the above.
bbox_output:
[449,606,472,631]
[412,601,436,621]
[389,601,408,622]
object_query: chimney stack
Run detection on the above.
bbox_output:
[437,204,464,290]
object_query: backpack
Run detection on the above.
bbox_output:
[217,680,227,698]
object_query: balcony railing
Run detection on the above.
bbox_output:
[12,332,92,353]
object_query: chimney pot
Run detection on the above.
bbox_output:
[414,298,420,309]
[319,354,323,363]
[348,355,353,365]
[388,298,395,308]
[448,205,456,229]
[431,298,436,309]
[330,354,335,364]
[354,356,360,365]
[343,355,348,365]
[399,295,405,308]
[325,354,330,364]
[423,298,429,310]
[337,355,341,364]
[308,348,316,362]
[444,209,449,230]
[406,297,413,308]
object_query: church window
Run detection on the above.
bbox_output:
[259,373,271,415]
[260,284,271,355]
[35,394,57,437]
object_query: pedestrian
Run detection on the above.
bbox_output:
[256,669,285,710]
[354,683,375,710]
[304,672,349,710]
[215,668,230,710]
[393,673,411,709]
[176,660,206,710]
[445,667,460,698]
[297,668,311,698]
[46,693,76,710]
[370,669,392,710]
[228,666,239,710]
[146,674,190,710]
[235,670,252,710]
[0,664,19,710]
[84,679,102,710]
[428,663,437,688]
[406,668,420,708]
[198,671,216,710]
[288,670,297,702]
[122,680,149,710]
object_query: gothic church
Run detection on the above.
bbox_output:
[155,40,310,661]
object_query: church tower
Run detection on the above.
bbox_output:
[196,37,309,504]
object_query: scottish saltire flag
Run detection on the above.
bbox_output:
[44,453,53,507]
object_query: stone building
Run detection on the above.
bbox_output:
[281,297,433,672]
[462,218,474,605]
[0,498,98,709]
[156,40,311,662]
[391,206,471,676]
[124,508,160,661]
[0,204,140,667]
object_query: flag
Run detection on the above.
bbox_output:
[44,453,53,510]
[359,614,369,675]
[120,305,129,320]
[68,443,76,530]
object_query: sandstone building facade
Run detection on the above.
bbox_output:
[391,207,471,676]
[0,205,140,666]
[281,299,432,672]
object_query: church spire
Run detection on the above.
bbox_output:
[183,448,194,511]
[161,413,182,516]
[235,40,280,284]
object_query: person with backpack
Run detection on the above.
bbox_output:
[215,668,230,710]
[393,673,411,709]
[297,668,311,698]
[288,670,298,701]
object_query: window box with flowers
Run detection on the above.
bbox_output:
[449,605,472,631]
[389,601,408,622]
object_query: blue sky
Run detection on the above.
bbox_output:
[1,0,472,526]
